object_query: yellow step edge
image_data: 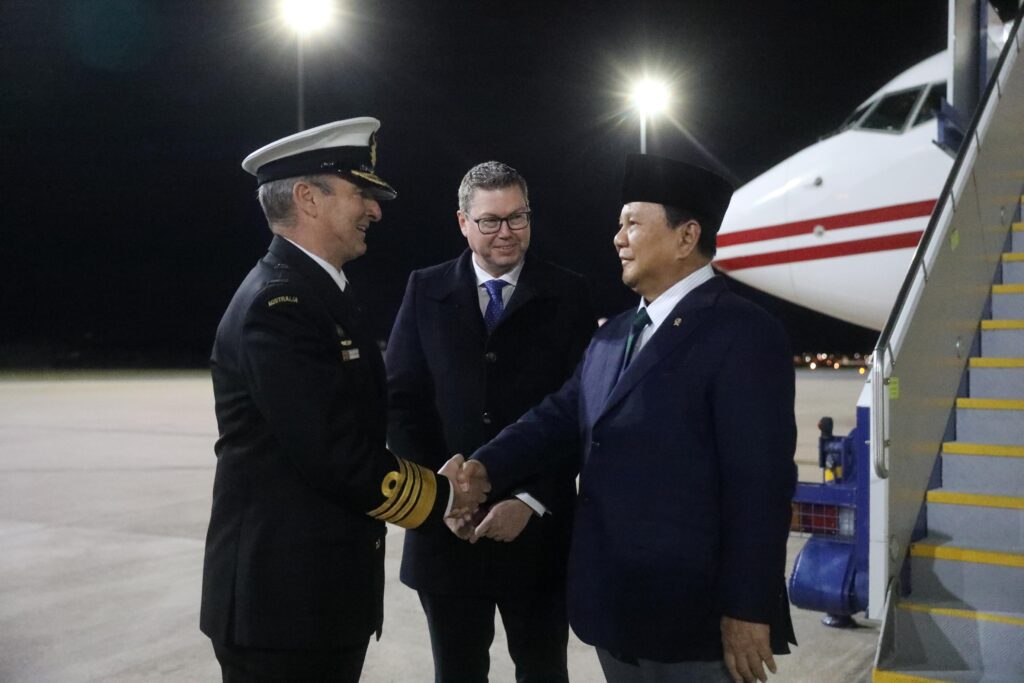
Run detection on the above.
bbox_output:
[982,319,1024,329]
[1004,252,1024,262]
[912,542,1024,568]
[943,441,1024,457]
[899,601,1024,626]
[969,357,1024,368]
[1015,221,1024,231]
[956,397,1024,410]
[926,489,1024,510]
[872,671,948,683]
[993,283,1024,294]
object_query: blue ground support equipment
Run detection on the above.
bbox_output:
[788,403,871,627]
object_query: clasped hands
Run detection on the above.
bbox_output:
[439,455,528,543]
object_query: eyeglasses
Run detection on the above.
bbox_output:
[469,211,532,234]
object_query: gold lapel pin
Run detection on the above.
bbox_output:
[673,317,682,327]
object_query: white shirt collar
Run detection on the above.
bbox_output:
[471,255,524,287]
[283,237,349,293]
[639,263,715,332]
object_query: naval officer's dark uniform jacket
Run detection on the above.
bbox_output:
[473,276,797,662]
[386,250,595,596]
[201,235,450,651]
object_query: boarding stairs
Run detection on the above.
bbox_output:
[873,220,1024,682]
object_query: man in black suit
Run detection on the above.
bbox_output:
[200,118,486,683]
[458,155,797,683]
[386,161,595,682]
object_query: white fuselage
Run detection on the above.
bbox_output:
[715,52,953,330]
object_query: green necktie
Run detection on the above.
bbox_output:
[620,307,652,373]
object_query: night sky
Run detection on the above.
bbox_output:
[3,1,949,368]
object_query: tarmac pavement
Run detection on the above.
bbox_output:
[0,370,874,682]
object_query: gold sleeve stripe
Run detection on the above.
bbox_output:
[367,458,438,529]
[368,459,413,520]
[382,459,420,522]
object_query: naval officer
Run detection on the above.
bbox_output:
[200,118,487,683]
[458,154,798,683]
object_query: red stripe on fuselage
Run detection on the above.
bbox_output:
[717,199,936,247]
[714,231,924,272]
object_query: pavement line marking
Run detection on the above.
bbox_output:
[898,601,1024,626]
[1003,252,1024,261]
[943,441,1024,457]
[871,670,948,683]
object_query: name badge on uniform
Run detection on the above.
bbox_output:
[335,324,360,361]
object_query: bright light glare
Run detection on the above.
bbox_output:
[631,78,670,116]
[280,0,334,35]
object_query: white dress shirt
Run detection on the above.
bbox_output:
[633,263,715,357]
[471,256,523,315]
[283,238,349,293]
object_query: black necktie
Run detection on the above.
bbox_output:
[620,307,652,373]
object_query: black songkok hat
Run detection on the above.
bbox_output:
[621,154,734,230]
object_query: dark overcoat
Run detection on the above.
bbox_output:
[201,236,449,651]
[474,276,797,662]
[386,249,595,595]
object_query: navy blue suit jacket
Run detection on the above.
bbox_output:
[473,275,797,662]
[386,250,595,595]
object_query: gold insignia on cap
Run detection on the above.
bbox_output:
[368,458,438,529]
[673,317,682,326]
[369,131,378,168]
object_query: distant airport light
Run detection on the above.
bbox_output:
[629,77,671,154]
[631,78,670,116]
[280,0,334,35]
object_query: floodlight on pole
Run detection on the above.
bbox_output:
[630,78,670,154]
[280,0,335,131]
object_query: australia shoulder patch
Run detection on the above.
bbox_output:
[267,295,299,307]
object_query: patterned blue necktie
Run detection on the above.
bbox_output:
[483,279,509,334]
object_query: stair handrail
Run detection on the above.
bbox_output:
[872,6,1024,479]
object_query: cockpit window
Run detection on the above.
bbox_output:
[840,102,871,131]
[912,82,946,127]
[858,87,925,133]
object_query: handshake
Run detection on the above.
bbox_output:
[438,455,531,543]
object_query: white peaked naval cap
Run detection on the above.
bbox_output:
[241,117,397,200]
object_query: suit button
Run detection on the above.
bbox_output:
[591,441,600,449]
[482,412,492,425]
[484,351,497,363]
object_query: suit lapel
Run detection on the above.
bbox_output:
[500,257,544,323]
[426,250,487,339]
[582,315,632,428]
[268,236,350,321]
[267,236,386,392]
[597,277,726,419]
